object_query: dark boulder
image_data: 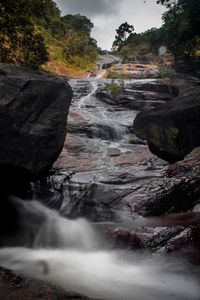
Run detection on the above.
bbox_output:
[0,64,73,196]
[133,91,200,162]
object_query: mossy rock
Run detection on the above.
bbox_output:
[107,83,122,96]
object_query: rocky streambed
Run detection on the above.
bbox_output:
[0,58,200,299]
[34,70,200,256]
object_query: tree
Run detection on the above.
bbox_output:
[0,0,48,68]
[22,33,49,68]
[112,22,134,51]
[30,0,64,35]
[159,0,200,64]
[60,13,98,69]
[62,14,94,35]
[62,30,97,67]
[156,0,174,8]
[0,0,99,72]
[145,27,166,54]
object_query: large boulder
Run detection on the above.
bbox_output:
[133,91,200,163]
[0,64,73,195]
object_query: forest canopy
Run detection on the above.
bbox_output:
[1,0,200,73]
[0,0,98,73]
[113,0,200,68]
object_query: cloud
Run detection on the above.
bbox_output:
[54,0,166,50]
[55,0,121,17]
[92,0,166,50]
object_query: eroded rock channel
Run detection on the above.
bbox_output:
[34,60,200,261]
[1,58,200,300]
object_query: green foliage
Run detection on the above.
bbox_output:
[30,0,63,35]
[107,70,120,79]
[119,42,152,58]
[63,31,96,60]
[105,69,131,80]
[158,0,200,63]
[21,32,49,68]
[112,22,134,51]
[106,70,123,79]
[59,13,98,71]
[107,83,122,95]
[117,27,165,58]
[0,0,48,68]
[114,0,200,67]
[144,27,166,54]
[39,27,66,62]
[62,14,94,35]
[61,15,98,71]
[0,0,98,72]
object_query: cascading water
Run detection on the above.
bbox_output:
[0,197,199,300]
[70,76,134,142]
[2,58,200,299]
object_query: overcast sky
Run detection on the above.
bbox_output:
[54,0,166,50]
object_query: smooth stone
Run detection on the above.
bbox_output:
[107,148,121,157]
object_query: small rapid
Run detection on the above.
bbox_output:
[1,57,199,300]
[0,198,199,300]
[68,77,140,171]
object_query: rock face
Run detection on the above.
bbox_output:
[0,64,73,195]
[34,148,200,259]
[97,54,121,69]
[133,91,200,162]
[95,81,179,111]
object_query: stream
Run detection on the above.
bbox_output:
[1,59,200,299]
[0,197,199,300]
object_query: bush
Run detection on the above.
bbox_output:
[107,83,122,95]
[0,0,48,68]
[105,69,131,80]
[106,70,123,79]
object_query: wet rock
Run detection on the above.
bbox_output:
[34,170,131,221]
[35,161,165,222]
[105,228,144,250]
[136,176,200,217]
[97,54,121,69]
[103,213,200,257]
[59,177,134,221]
[35,67,199,257]
[95,81,179,111]
[128,81,179,96]
[68,122,130,140]
[107,148,121,157]
[133,91,200,163]
[123,56,152,65]
[70,80,92,101]
[0,266,91,300]
[100,150,200,255]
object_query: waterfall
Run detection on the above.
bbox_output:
[1,57,199,300]
[78,80,99,109]
[0,198,199,300]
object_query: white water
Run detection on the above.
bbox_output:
[78,80,99,109]
[0,199,199,300]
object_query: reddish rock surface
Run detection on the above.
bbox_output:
[106,228,144,250]
[104,149,200,259]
